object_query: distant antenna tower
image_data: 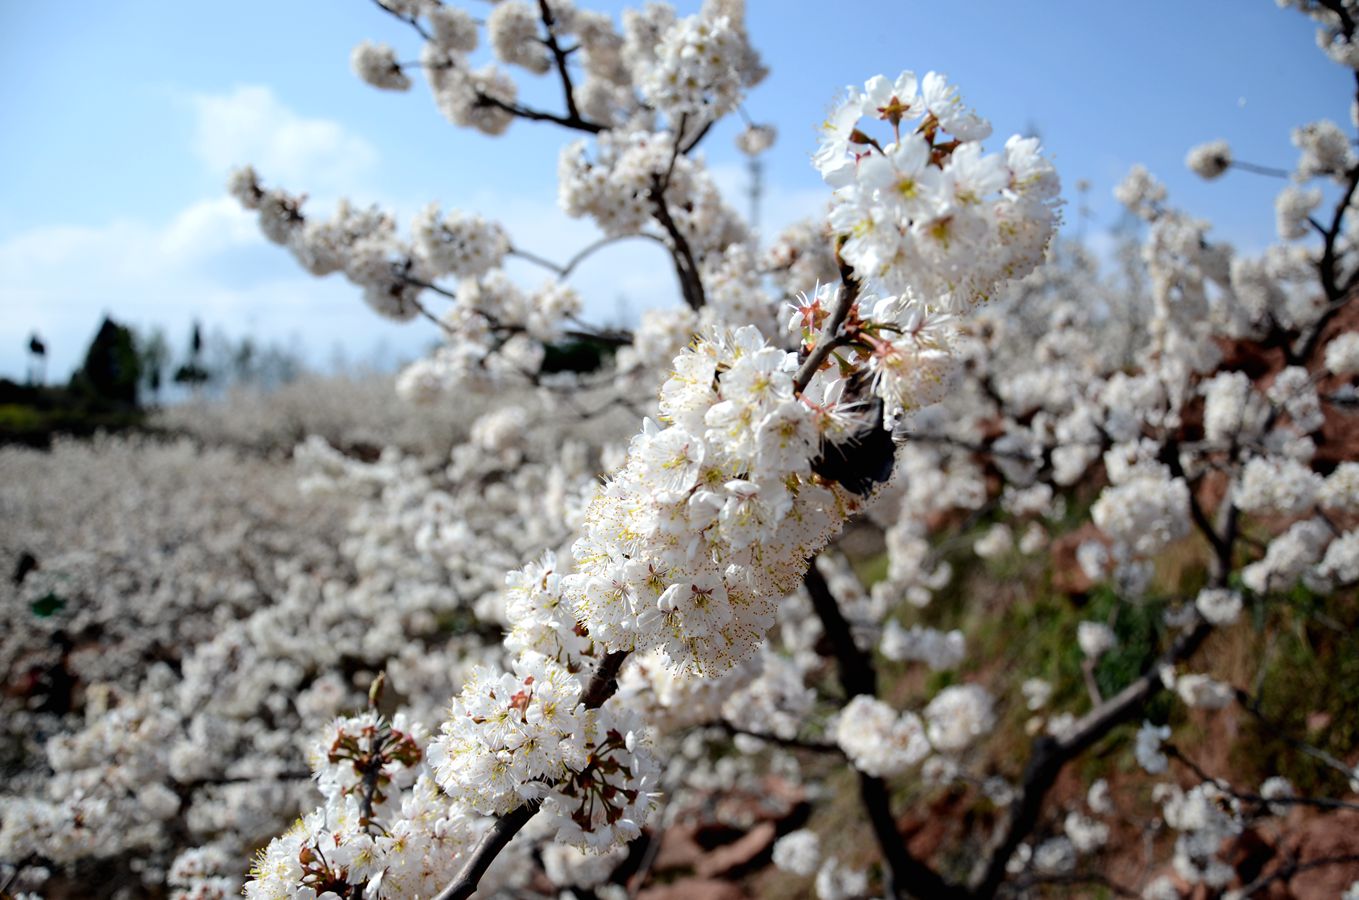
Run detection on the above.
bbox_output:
[1075,179,1092,241]
[748,155,764,235]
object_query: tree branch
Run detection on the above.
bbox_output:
[803,565,964,900]
[969,621,1212,898]
[1168,745,1359,814]
[648,176,706,311]
[509,232,671,281]
[1296,162,1359,362]
[537,0,583,124]
[472,92,605,134]
[432,802,540,900]
[368,0,602,135]
[370,0,432,40]
[1162,440,1231,577]
[1233,687,1359,781]
[1229,160,1291,179]
[718,720,843,755]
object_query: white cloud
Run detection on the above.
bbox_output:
[0,203,431,382]
[0,86,412,381]
[159,196,260,262]
[189,84,379,192]
[2,81,838,383]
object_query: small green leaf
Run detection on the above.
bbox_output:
[31,592,64,618]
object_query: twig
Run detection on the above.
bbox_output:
[431,802,540,900]
[681,117,716,154]
[1164,744,1228,791]
[509,233,671,282]
[1229,160,1291,179]
[627,831,664,899]
[803,564,876,698]
[507,245,566,276]
[1233,687,1359,781]
[899,432,1062,463]
[1081,658,1103,707]
[1178,737,1359,814]
[659,115,687,194]
[562,232,669,277]
[718,720,843,755]
[358,673,389,830]
[471,92,605,134]
[1162,440,1231,577]
[793,261,860,396]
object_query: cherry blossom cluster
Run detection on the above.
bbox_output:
[427,652,659,849]
[637,1,765,126]
[246,775,488,900]
[562,325,864,675]
[817,71,1061,314]
[354,0,767,136]
[557,129,742,256]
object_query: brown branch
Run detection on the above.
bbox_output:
[648,176,706,311]
[173,770,313,807]
[1237,793,1359,813]
[1080,658,1103,707]
[1228,160,1291,179]
[681,117,716,154]
[1169,745,1359,814]
[969,621,1212,898]
[580,649,630,708]
[368,0,601,135]
[1296,162,1359,362]
[898,432,1056,463]
[472,92,605,134]
[718,720,843,755]
[536,0,583,123]
[803,564,876,698]
[1162,440,1231,577]
[507,244,566,276]
[431,802,540,900]
[358,674,389,831]
[370,0,432,40]
[406,272,632,348]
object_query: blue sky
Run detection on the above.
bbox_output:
[0,0,1345,381]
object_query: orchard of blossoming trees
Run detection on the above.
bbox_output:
[4,0,1359,897]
